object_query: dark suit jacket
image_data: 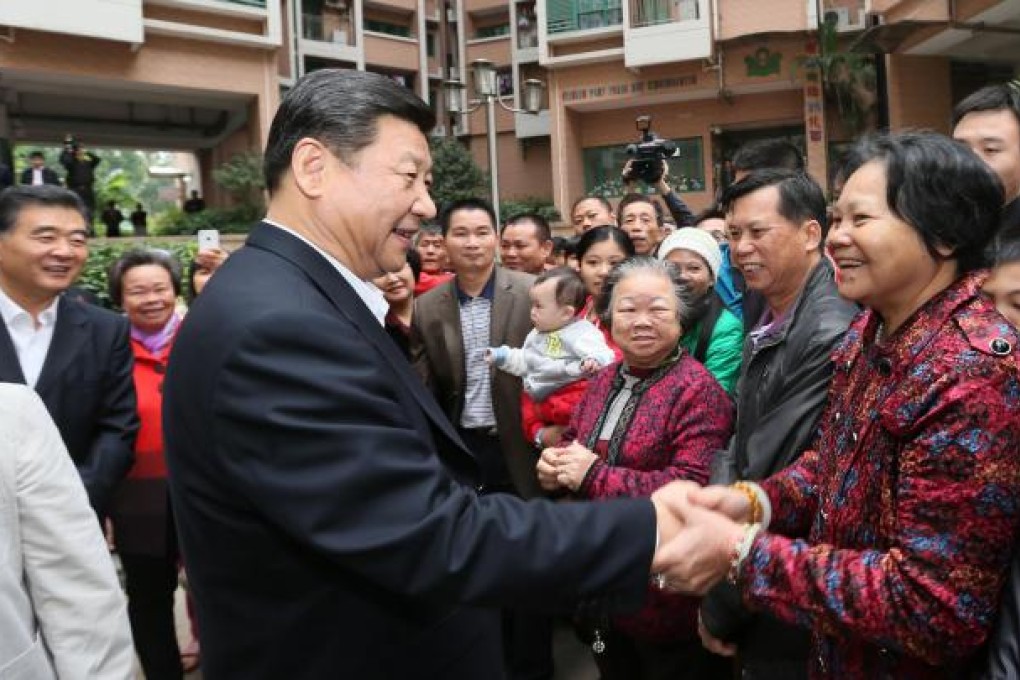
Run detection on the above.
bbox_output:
[411,267,541,498]
[0,295,138,513]
[163,223,656,680]
[20,167,62,186]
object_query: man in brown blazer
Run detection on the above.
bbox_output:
[412,197,539,500]
[412,196,552,680]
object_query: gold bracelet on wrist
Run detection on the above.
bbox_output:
[731,481,762,524]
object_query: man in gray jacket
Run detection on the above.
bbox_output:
[701,169,858,679]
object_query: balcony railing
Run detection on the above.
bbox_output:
[630,0,698,28]
[302,12,356,46]
[547,0,622,35]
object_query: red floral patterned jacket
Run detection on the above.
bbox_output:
[562,350,734,641]
[739,272,1020,678]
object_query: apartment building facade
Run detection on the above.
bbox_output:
[0,0,553,206]
[0,0,1017,213]
[537,0,1020,215]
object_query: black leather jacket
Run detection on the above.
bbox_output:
[981,548,1020,679]
[702,259,858,677]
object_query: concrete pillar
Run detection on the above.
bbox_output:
[884,54,952,134]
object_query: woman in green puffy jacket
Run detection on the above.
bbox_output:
[657,228,744,393]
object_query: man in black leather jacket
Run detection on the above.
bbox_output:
[701,169,858,679]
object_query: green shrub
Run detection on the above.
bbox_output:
[500,197,560,223]
[152,205,260,236]
[77,241,198,309]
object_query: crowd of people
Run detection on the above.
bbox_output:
[1,69,1020,680]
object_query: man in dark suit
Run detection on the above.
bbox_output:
[412,198,549,679]
[20,151,62,186]
[0,185,137,514]
[163,69,684,680]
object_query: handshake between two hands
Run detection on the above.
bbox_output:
[647,480,757,596]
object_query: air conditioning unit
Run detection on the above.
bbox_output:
[324,0,348,10]
[823,7,864,32]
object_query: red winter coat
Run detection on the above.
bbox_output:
[109,335,176,556]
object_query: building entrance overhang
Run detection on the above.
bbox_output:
[851,2,1020,63]
[1,68,253,150]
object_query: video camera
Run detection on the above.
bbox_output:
[624,116,677,184]
[63,134,80,151]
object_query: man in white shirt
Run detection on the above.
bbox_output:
[0,185,137,514]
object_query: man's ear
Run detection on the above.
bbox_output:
[290,138,330,198]
[802,219,823,253]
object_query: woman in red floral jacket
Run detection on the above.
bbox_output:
[537,257,734,679]
[655,132,1020,679]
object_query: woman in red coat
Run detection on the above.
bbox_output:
[658,132,1020,679]
[537,257,735,679]
[108,248,185,680]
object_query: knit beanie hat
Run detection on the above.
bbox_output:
[657,227,723,282]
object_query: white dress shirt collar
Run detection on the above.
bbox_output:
[262,220,389,326]
[0,286,60,387]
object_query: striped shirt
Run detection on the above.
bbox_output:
[457,276,497,429]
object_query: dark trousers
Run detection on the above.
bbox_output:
[120,551,184,680]
[593,628,731,680]
[503,608,555,680]
[459,427,554,680]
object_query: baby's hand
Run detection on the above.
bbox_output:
[484,349,495,365]
[580,358,600,374]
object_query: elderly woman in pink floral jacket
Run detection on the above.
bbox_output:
[655,132,1020,679]
[537,257,734,680]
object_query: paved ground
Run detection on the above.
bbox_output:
[156,586,598,680]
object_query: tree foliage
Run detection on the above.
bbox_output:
[428,137,487,212]
[212,152,265,209]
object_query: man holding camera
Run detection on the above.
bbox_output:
[622,160,695,233]
[59,136,100,231]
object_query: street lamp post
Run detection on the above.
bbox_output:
[442,59,545,226]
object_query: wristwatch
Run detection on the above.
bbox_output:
[533,428,545,449]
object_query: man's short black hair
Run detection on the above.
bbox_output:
[418,222,442,238]
[28,150,45,160]
[533,266,587,311]
[0,185,87,235]
[263,69,435,194]
[502,213,552,242]
[617,193,664,226]
[438,197,496,236]
[732,139,805,173]
[951,82,1020,130]
[840,131,1003,273]
[108,248,183,307]
[996,237,1020,266]
[721,168,828,239]
[570,195,614,216]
